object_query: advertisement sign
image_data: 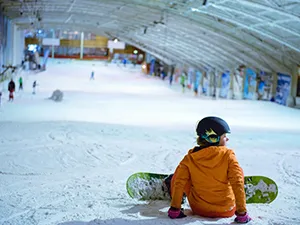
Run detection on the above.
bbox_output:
[257,71,266,95]
[107,40,125,49]
[194,70,202,89]
[149,59,155,75]
[193,70,202,94]
[244,68,257,99]
[42,38,60,46]
[232,67,244,100]
[42,48,50,66]
[202,71,209,95]
[187,67,194,89]
[220,70,230,98]
[258,71,273,100]
[275,73,291,105]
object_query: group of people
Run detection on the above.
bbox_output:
[0,77,38,104]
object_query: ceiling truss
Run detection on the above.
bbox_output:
[0,0,299,74]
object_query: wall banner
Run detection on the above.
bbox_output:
[243,68,257,99]
[275,73,291,105]
[220,70,230,98]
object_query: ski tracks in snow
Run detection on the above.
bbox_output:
[1,121,300,224]
[277,152,300,187]
[271,151,300,224]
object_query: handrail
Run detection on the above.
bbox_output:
[0,65,21,84]
[0,65,18,75]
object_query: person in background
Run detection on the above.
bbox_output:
[194,70,202,96]
[32,80,37,94]
[8,79,15,101]
[180,72,187,93]
[19,76,23,90]
[90,71,95,80]
[169,65,175,86]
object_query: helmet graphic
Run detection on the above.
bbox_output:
[196,116,230,144]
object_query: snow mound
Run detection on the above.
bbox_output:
[49,89,64,102]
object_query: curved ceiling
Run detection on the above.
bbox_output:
[1,0,300,73]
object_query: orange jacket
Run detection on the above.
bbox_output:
[170,146,246,217]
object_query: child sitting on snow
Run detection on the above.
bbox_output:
[166,116,251,223]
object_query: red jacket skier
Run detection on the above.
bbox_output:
[8,79,15,101]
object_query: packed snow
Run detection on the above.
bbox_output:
[0,60,300,225]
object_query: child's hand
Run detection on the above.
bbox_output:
[234,212,251,223]
[167,207,186,219]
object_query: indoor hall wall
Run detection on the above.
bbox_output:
[4,19,13,66]
[2,21,24,67]
[0,11,3,71]
[0,11,9,70]
[12,25,25,66]
[25,35,144,60]
[0,11,24,76]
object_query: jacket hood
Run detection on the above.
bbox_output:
[188,146,230,168]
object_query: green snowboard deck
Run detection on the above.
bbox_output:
[126,172,278,204]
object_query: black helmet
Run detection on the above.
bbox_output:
[196,116,230,144]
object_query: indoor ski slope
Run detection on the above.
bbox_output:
[0,60,299,225]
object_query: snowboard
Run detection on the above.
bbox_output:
[126,172,278,204]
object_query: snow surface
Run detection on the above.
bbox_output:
[0,59,300,225]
